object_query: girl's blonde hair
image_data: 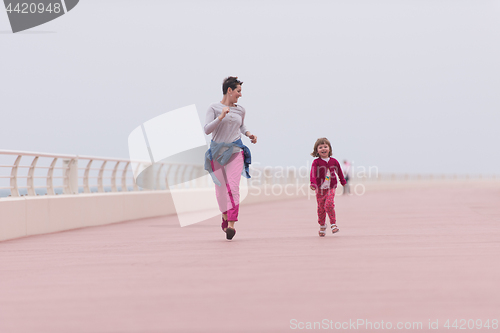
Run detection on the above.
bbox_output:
[311,137,333,157]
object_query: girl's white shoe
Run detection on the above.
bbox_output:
[331,224,339,234]
[319,224,327,237]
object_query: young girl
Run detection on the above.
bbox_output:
[310,137,346,237]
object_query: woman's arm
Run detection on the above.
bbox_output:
[204,106,219,135]
[245,131,257,144]
[204,106,229,135]
[240,108,257,143]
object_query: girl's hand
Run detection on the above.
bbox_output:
[248,134,257,144]
[218,107,230,121]
[310,185,316,191]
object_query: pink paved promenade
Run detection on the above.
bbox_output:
[1,182,499,332]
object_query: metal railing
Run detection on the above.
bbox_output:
[0,150,216,198]
[1,149,496,198]
[0,149,303,198]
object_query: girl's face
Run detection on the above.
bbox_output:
[317,143,330,158]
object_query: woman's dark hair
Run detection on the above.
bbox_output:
[311,137,333,157]
[222,76,243,95]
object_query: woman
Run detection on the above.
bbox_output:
[204,77,257,240]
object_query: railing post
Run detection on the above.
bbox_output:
[70,159,79,194]
[154,164,163,190]
[98,161,107,192]
[189,166,199,189]
[47,157,58,195]
[171,165,180,190]
[84,160,93,193]
[27,156,39,196]
[121,162,130,191]
[133,163,140,191]
[287,169,294,185]
[264,167,272,186]
[165,164,172,190]
[63,159,78,194]
[111,161,120,192]
[10,155,22,197]
[180,164,189,189]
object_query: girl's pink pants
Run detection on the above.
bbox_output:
[316,188,336,225]
[211,152,244,222]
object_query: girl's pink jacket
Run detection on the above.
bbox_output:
[310,157,347,190]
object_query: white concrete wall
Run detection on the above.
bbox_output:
[5,180,495,242]
[0,185,309,242]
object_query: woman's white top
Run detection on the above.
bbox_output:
[204,102,249,155]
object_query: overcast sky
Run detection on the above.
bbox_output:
[1,0,499,174]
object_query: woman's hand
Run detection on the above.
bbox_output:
[218,107,230,121]
[247,133,257,144]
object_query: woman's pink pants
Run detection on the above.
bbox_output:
[211,152,244,222]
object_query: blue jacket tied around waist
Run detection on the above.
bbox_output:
[204,139,251,186]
